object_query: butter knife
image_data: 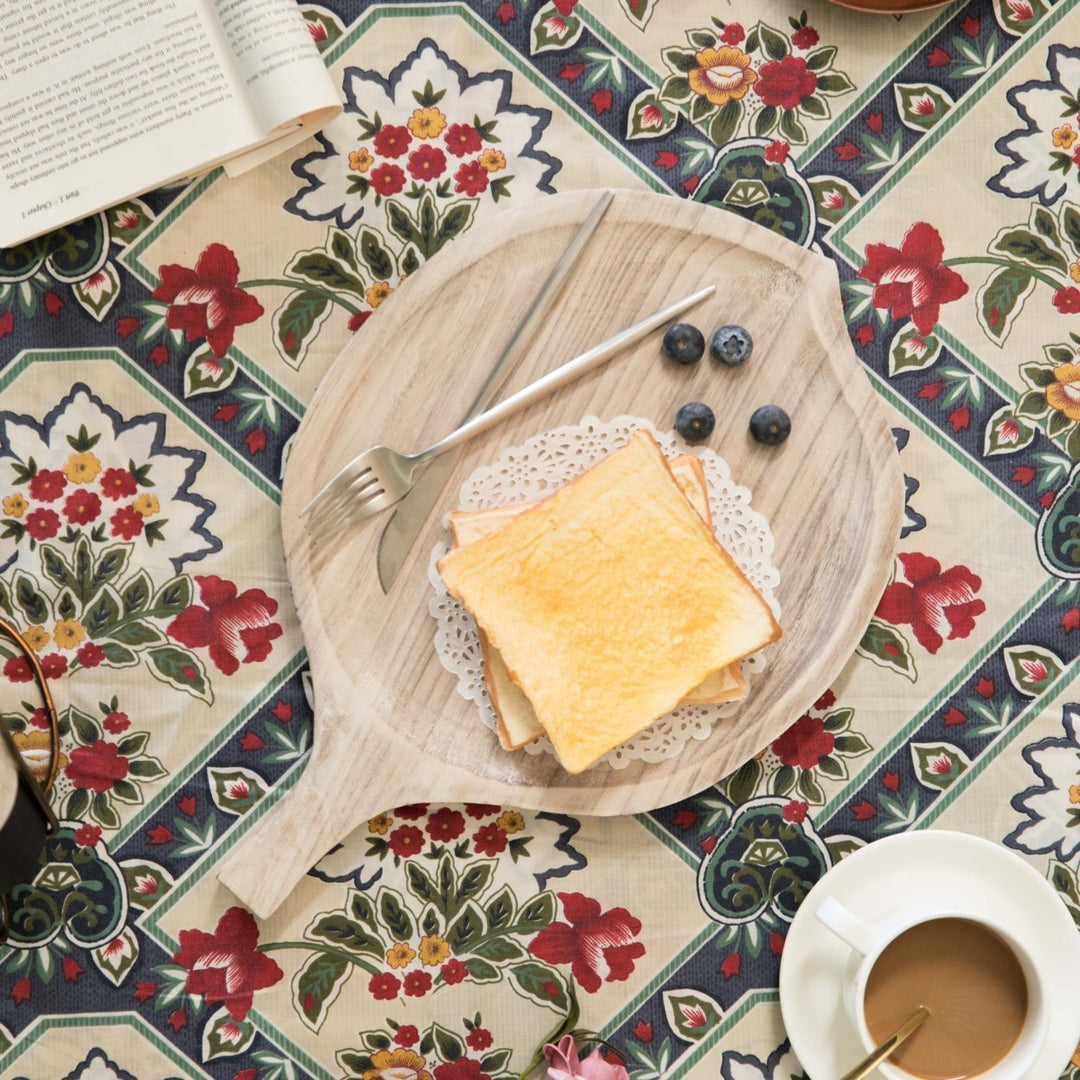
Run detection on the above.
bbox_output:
[376,189,614,593]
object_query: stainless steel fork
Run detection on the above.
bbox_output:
[302,284,715,540]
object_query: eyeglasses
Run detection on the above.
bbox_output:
[0,618,59,943]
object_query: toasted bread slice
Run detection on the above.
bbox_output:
[449,455,744,750]
[438,431,780,774]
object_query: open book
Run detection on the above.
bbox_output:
[0,0,342,248]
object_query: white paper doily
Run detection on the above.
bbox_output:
[427,415,781,769]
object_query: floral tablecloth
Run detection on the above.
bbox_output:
[4,0,1080,1077]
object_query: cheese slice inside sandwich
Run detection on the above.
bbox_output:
[438,430,780,774]
[449,455,745,750]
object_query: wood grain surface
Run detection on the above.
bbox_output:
[217,190,905,918]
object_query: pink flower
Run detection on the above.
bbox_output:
[857,222,968,336]
[152,244,263,358]
[528,893,644,993]
[167,575,282,675]
[543,1035,629,1080]
[875,552,985,654]
[173,907,282,1021]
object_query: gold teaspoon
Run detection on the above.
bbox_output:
[839,1007,930,1080]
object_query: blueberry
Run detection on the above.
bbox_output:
[662,323,705,365]
[749,405,791,446]
[674,402,715,442]
[711,324,753,366]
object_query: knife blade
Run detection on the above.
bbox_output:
[376,190,615,593]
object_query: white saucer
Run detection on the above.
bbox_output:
[779,830,1080,1080]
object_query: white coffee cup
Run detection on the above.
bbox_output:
[815,895,1048,1080]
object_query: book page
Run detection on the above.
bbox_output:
[0,0,266,246]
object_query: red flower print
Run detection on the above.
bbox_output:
[852,799,877,820]
[672,809,697,829]
[943,707,966,726]
[103,711,129,734]
[834,140,860,161]
[857,222,968,336]
[64,488,101,525]
[682,175,700,194]
[109,504,143,539]
[244,428,267,456]
[633,1020,653,1042]
[147,824,174,844]
[239,731,264,751]
[853,323,874,346]
[11,978,30,1004]
[214,403,240,423]
[1063,609,1080,633]
[791,25,819,49]
[407,144,447,181]
[369,972,400,1000]
[528,892,645,993]
[1040,490,1056,509]
[26,507,61,541]
[370,163,406,196]
[100,467,137,500]
[116,316,139,338]
[397,803,429,819]
[466,1028,493,1052]
[591,89,613,115]
[782,799,809,823]
[465,803,498,818]
[134,981,158,1002]
[720,22,744,45]
[494,1,514,23]
[168,1010,187,1033]
[272,700,292,721]
[388,824,425,857]
[764,139,790,164]
[152,244,264,358]
[559,62,584,81]
[875,552,985,654]
[434,1059,490,1080]
[41,653,67,679]
[553,0,577,13]
[814,689,836,710]
[445,123,483,158]
[426,807,465,842]
[373,124,412,158]
[29,469,66,502]
[166,575,282,676]
[441,958,468,984]
[960,15,979,35]
[949,406,970,432]
[919,381,944,400]
[866,111,883,133]
[883,771,899,791]
[1053,287,1080,314]
[754,56,818,110]
[44,291,64,316]
[454,160,489,196]
[29,708,49,729]
[395,1024,420,1047]
[926,46,951,67]
[149,344,169,368]
[173,907,282,1022]
[66,740,128,793]
[654,150,678,170]
[770,931,785,955]
[720,952,741,978]
[179,795,197,816]
[700,835,717,853]
[772,714,835,770]
[75,823,102,847]
[62,957,83,982]
[975,677,995,697]
[472,823,507,856]
[3,657,32,682]
[403,970,432,997]
[0,312,13,340]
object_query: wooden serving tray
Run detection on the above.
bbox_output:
[218,190,904,918]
